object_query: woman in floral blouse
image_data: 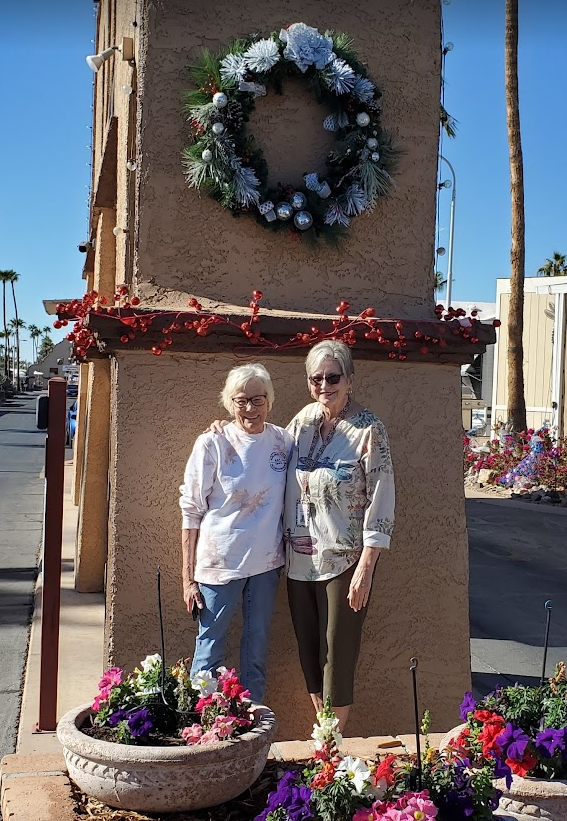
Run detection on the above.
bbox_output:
[284,340,395,730]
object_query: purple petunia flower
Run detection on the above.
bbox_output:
[254,771,312,821]
[491,752,513,789]
[497,723,530,761]
[107,709,127,727]
[127,708,154,738]
[459,691,477,721]
[535,727,566,759]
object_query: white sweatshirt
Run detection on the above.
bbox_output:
[180,422,294,585]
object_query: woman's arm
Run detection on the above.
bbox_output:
[182,528,203,612]
[179,435,217,612]
[349,420,395,612]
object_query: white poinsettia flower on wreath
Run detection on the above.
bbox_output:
[335,755,371,794]
[219,53,247,84]
[190,669,218,696]
[244,38,280,73]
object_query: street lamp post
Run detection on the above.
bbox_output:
[439,154,456,307]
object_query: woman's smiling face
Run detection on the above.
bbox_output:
[308,358,350,414]
[231,377,268,434]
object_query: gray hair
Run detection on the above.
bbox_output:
[305,340,355,379]
[220,363,275,414]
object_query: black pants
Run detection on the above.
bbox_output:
[287,563,370,707]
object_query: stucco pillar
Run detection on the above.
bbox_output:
[75,359,111,592]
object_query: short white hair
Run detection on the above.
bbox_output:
[220,363,275,414]
[305,340,354,379]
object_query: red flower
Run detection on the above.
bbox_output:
[507,751,538,777]
[222,676,246,699]
[311,762,335,790]
[195,695,214,713]
[473,710,503,724]
[479,719,506,757]
[314,742,332,763]
[373,754,397,787]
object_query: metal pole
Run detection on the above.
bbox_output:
[439,155,456,308]
[410,657,422,790]
[540,600,553,685]
[36,377,66,731]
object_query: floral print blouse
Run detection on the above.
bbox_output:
[284,403,395,581]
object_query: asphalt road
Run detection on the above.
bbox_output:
[468,494,567,696]
[0,394,46,760]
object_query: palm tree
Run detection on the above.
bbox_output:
[537,252,567,278]
[434,271,447,297]
[0,270,16,378]
[28,324,42,361]
[9,318,26,391]
[505,0,526,433]
[7,272,22,389]
[38,327,54,360]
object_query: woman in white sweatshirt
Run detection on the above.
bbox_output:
[179,363,293,704]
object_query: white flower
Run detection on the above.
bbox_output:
[280,23,333,72]
[190,669,218,696]
[140,653,162,672]
[312,713,342,749]
[352,75,375,103]
[220,53,247,84]
[334,755,371,794]
[244,39,280,73]
[322,55,356,95]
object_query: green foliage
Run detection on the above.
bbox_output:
[309,778,364,821]
[495,684,544,734]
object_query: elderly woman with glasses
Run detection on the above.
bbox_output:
[179,363,293,704]
[284,340,395,730]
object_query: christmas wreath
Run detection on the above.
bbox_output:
[182,23,397,237]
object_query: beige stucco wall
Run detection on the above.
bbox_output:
[134,0,441,317]
[106,351,469,739]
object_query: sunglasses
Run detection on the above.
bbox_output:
[308,373,343,386]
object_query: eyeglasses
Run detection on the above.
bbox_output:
[308,373,343,386]
[232,395,267,409]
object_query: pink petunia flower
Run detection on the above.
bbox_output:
[98,667,123,690]
[352,808,376,821]
[211,714,238,739]
[181,723,203,745]
[199,728,221,744]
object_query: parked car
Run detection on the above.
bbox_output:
[66,401,77,445]
[67,383,78,397]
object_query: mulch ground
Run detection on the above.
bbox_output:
[70,761,297,821]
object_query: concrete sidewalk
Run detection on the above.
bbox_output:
[16,463,105,755]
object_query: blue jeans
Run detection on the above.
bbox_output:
[190,568,281,704]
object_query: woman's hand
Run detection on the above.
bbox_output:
[203,419,229,434]
[348,547,381,612]
[183,580,203,614]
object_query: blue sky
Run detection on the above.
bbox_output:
[0,1,565,363]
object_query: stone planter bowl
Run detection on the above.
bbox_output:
[441,725,567,821]
[57,703,277,812]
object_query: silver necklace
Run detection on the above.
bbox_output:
[302,396,352,470]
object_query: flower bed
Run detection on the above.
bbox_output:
[254,703,501,821]
[463,429,567,493]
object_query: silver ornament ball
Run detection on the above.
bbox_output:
[276,202,293,221]
[366,137,378,149]
[290,192,307,211]
[371,151,380,161]
[212,92,228,109]
[356,112,371,127]
[201,148,213,163]
[294,210,313,231]
[211,122,225,135]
